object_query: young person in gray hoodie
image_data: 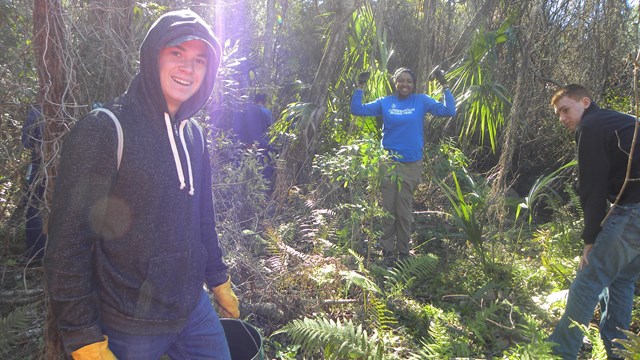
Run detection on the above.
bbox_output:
[45,9,238,359]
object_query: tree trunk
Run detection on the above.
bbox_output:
[261,0,278,83]
[33,0,76,213]
[417,0,437,93]
[33,0,76,358]
[275,0,357,197]
[447,0,499,65]
[489,2,537,224]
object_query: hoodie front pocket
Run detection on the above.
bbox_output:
[135,252,189,319]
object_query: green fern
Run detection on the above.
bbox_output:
[501,312,560,359]
[367,296,398,331]
[384,254,439,292]
[343,250,397,330]
[410,305,471,359]
[570,320,607,360]
[612,329,640,359]
[0,306,32,357]
[274,316,387,359]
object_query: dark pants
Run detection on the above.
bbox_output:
[25,178,46,260]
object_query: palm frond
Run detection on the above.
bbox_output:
[516,160,576,223]
[444,18,515,153]
[438,172,486,268]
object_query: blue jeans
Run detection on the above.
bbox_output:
[549,204,640,359]
[103,289,231,360]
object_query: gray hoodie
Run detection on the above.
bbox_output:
[45,9,226,355]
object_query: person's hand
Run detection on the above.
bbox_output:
[212,275,240,318]
[429,65,448,88]
[578,244,593,271]
[71,336,117,360]
[357,71,371,88]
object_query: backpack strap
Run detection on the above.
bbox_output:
[91,108,123,171]
[189,119,206,154]
[88,109,203,172]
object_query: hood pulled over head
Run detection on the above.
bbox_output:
[138,9,221,121]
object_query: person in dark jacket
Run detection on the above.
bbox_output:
[22,104,47,261]
[233,93,273,148]
[350,68,456,265]
[548,84,640,360]
[45,9,238,359]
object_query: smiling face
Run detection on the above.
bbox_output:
[158,39,209,117]
[394,71,415,99]
[554,95,590,131]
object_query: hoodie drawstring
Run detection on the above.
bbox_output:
[164,113,195,195]
[179,120,195,195]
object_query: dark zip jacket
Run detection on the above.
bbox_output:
[45,10,226,355]
[576,103,640,244]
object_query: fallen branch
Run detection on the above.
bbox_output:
[322,299,359,305]
[0,289,45,306]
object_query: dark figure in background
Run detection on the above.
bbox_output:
[253,93,276,182]
[233,93,274,148]
[22,104,47,261]
[548,84,640,360]
[232,93,276,184]
[254,93,274,136]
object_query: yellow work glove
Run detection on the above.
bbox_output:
[71,336,117,360]
[212,275,240,318]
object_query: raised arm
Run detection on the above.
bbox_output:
[425,89,456,117]
[350,89,383,117]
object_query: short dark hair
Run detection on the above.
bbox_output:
[551,84,593,106]
[392,67,417,84]
[254,93,267,104]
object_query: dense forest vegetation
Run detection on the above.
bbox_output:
[2,0,640,358]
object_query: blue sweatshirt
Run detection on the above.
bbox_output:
[350,89,456,162]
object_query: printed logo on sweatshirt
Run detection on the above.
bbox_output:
[389,107,416,116]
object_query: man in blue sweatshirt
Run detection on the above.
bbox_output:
[45,10,238,359]
[351,67,456,265]
[548,84,640,360]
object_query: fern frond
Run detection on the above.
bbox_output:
[570,320,607,359]
[367,296,397,331]
[0,306,32,357]
[276,316,386,359]
[348,249,365,272]
[410,306,471,359]
[500,312,560,359]
[385,254,439,290]
[612,329,640,359]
